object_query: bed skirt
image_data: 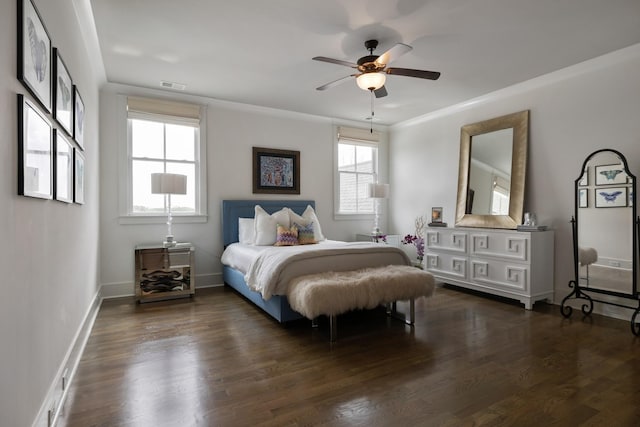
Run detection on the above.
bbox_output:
[223,266,303,322]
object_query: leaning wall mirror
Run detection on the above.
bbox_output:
[561,148,639,335]
[455,110,529,229]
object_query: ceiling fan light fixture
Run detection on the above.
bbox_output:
[356,72,386,91]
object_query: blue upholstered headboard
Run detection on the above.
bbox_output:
[222,200,315,247]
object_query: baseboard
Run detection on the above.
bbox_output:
[101,272,223,299]
[31,289,102,427]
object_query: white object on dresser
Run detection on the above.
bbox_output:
[424,227,554,309]
[355,233,400,247]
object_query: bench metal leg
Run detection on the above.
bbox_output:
[387,298,415,325]
[330,315,337,342]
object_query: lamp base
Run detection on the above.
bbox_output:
[163,235,177,248]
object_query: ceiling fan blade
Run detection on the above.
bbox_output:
[374,43,412,67]
[316,74,356,91]
[312,56,358,68]
[374,86,387,98]
[386,67,441,80]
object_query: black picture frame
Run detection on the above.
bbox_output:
[73,86,85,149]
[53,48,74,136]
[74,148,85,204]
[595,164,628,186]
[594,187,627,208]
[54,129,73,203]
[18,94,53,199]
[252,147,300,194]
[17,0,52,113]
[578,188,588,208]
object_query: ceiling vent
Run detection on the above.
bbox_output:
[160,80,186,91]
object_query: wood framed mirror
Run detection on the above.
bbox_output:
[455,110,529,229]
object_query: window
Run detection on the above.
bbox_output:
[123,96,206,220]
[491,175,510,215]
[336,127,379,215]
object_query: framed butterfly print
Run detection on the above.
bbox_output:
[595,187,627,208]
[73,86,85,150]
[54,130,74,203]
[595,164,627,186]
[18,94,53,200]
[74,148,85,204]
[53,48,74,136]
[18,0,52,113]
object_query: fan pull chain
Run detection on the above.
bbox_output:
[370,90,374,133]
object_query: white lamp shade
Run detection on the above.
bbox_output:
[368,183,389,199]
[151,173,187,195]
[356,72,386,91]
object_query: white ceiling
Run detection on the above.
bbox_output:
[89,0,640,125]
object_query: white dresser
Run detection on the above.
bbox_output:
[425,227,554,309]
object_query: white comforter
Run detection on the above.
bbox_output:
[222,241,411,299]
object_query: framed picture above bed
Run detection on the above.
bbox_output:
[252,147,300,194]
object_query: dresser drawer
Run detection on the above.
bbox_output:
[426,229,467,253]
[469,232,529,262]
[426,251,467,280]
[469,258,529,293]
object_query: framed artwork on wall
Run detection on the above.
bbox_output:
[53,48,73,136]
[73,86,85,149]
[595,164,627,186]
[17,0,52,113]
[18,94,53,199]
[252,147,300,194]
[54,130,73,203]
[578,188,588,208]
[595,187,627,208]
[74,148,85,204]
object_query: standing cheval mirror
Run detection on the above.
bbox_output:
[561,148,640,335]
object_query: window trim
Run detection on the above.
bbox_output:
[334,126,380,220]
[117,95,207,224]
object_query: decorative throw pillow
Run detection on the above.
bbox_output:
[288,205,326,241]
[274,224,299,246]
[294,221,316,245]
[254,205,290,245]
[238,218,255,244]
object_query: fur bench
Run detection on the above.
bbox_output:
[288,265,435,341]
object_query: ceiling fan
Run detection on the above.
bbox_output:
[313,39,441,98]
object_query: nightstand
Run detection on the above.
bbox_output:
[135,243,195,303]
[355,233,400,247]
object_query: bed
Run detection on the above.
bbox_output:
[221,200,420,323]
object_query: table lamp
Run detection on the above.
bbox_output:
[367,183,389,235]
[151,173,187,247]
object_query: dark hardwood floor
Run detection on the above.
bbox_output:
[57,285,640,427]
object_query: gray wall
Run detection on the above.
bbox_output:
[0,1,103,426]
[99,83,390,297]
[389,44,640,318]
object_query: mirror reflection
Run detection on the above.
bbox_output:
[577,150,635,295]
[455,110,529,229]
[467,128,513,215]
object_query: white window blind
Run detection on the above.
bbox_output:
[336,126,380,214]
[125,96,205,217]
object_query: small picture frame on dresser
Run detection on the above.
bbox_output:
[428,207,447,227]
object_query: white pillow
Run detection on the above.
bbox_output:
[254,205,290,245]
[288,205,326,241]
[238,218,255,244]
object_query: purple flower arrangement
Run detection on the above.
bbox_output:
[402,234,424,261]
